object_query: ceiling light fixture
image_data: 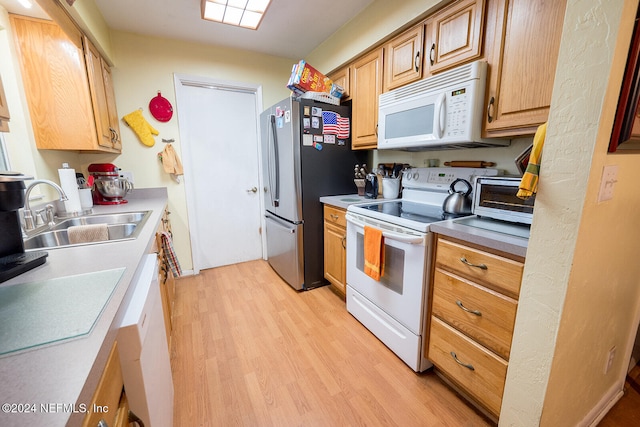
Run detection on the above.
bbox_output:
[201,0,271,30]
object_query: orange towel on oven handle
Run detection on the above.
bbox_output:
[364,225,385,281]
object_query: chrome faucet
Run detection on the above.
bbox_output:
[23,179,68,231]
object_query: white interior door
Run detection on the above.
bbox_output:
[174,74,263,272]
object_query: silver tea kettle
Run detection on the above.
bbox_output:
[442,178,473,215]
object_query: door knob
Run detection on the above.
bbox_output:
[247,187,258,193]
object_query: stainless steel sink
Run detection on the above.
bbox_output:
[24,211,151,250]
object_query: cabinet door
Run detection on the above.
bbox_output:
[324,221,346,296]
[328,65,350,100]
[101,59,122,151]
[384,23,425,91]
[11,15,100,151]
[84,37,114,150]
[0,74,10,132]
[351,48,383,150]
[425,0,485,75]
[483,0,567,137]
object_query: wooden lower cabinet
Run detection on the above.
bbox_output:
[323,205,347,297]
[427,235,524,419]
[82,341,130,427]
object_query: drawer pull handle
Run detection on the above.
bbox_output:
[460,257,487,270]
[456,300,482,316]
[330,214,339,220]
[450,351,475,371]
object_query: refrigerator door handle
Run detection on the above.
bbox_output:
[269,114,280,207]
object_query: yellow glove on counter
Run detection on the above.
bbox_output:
[123,109,159,147]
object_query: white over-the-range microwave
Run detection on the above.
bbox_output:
[377,60,510,150]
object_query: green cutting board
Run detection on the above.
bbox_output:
[0,268,125,356]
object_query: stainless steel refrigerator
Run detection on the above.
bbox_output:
[260,96,364,290]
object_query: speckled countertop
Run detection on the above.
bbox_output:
[0,188,168,427]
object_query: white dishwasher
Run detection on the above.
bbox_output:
[118,254,174,427]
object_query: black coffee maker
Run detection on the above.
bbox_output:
[0,172,48,283]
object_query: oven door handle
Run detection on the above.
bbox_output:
[346,214,424,244]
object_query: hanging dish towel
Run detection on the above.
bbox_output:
[160,231,182,278]
[161,144,184,175]
[363,225,385,281]
[123,109,159,147]
[517,122,547,200]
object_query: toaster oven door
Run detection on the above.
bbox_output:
[473,178,535,224]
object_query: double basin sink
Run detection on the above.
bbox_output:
[23,211,151,250]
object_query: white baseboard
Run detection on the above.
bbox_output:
[583,383,625,427]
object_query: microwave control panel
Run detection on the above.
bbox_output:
[445,87,469,137]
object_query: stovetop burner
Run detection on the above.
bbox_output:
[358,200,447,224]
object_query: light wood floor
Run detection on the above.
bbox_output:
[170,260,492,426]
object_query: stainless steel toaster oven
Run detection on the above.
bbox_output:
[472,176,535,224]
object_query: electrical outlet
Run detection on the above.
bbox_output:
[119,171,134,185]
[604,346,616,374]
[597,165,618,203]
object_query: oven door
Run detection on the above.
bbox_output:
[345,213,429,335]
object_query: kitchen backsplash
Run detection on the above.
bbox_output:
[373,137,533,176]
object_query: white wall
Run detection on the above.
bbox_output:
[83,31,296,271]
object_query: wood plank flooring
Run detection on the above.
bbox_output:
[170,260,492,426]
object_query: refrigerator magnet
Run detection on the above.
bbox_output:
[313,135,323,143]
[312,107,322,116]
[303,134,313,146]
[312,117,320,129]
[303,117,310,129]
[313,142,323,151]
[284,110,291,123]
[303,106,311,116]
[324,134,336,144]
[276,107,283,117]
[277,117,284,128]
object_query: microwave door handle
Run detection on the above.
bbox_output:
[346,214,424,244]
[270,114,280,207]
[433,92,446,139]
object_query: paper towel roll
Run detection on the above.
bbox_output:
[58,165,81,213]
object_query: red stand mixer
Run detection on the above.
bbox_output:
[88,163,133,205]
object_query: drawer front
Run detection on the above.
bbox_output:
[432,268,517,360]
[324,205,347,228]
[428,317,508,417]
[436,238,524,298]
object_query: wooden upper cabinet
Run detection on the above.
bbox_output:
[384,22,425,91]
[328,65,350,100]
[84,36,122,151]
[0,75,10,132]
[483,0,567,137]
[10,15,120,153]
[351,47,383,150]
[425,0,486,76]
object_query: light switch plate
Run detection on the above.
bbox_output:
[597,165,618,203]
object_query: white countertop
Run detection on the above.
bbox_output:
[0,188,168,427]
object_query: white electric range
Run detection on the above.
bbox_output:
[345,167,498,372]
